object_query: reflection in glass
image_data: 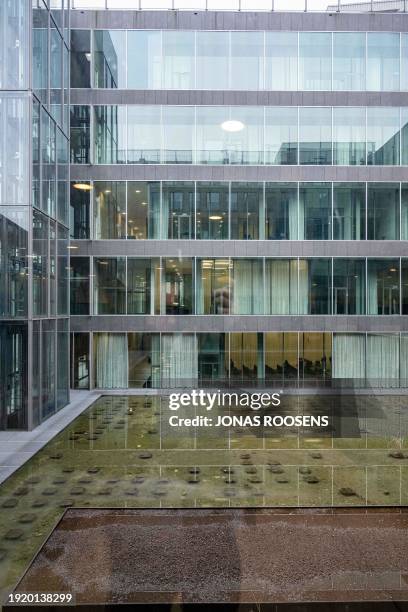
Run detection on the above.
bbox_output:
[300,333,331,383]
[230,32,264,90]
[402,108,408,165]
[94,30,126,88]
[402,183,408,240]
[50,28,62,124]
[128,333,153,388]
[127,30,162,89]
[333,259,365,315]
[33,210,48,317]
[304,259,331,315]
[198,334,227,386]
[196,32,229,90]
[127,105,161,164]
[265,107,298,165]
[299,107,332,165]
[162,181,194,239]
[230,183,261,240]
[299,32,332,90]
[93,181,126,239]
[230,333,260,384]
[164,258,193,315]
[265,332,298,383]
[70,257,90,315]
[367,33,400,91]
[367,107,400,166]
[0,322,27,429]
[299,183,332,240]
[265,183,298,240]
[70,181,90,239]
[127,181,156,240]
[94,258,126,314]
[127,259,152,314]
[33,0,48,103]
[367,260,399,315]
[367,183,399,240]
[265,259,298,314]
[162,106,194,164]
[57,224,69,316]
[94,105,126,164]
[0,94,30,205]
[0,208,28,317]
[265,32,297,91]
[333,107,366,165]
[196,182,228,239]
[71,30,91,88]
[333,183,365,240]
[231,259,263,314]
[333,33,365,91]
[163,31,195,89]
[70,333,90,390]
[70,105,90,164]
[196,258,231,314]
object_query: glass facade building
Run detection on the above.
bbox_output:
[0,1,70,430]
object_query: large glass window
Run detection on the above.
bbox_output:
[127,30,162,89]
[50,27,63,125]
[0,208,28,318]
[0,0,29,90]
[299,33,332,90]
[93,181,126,239]
[196,182,229,240]
[230,183,262,240]
[333,259,366,315]
[33,0,48,104]
[70,30,91,88]
[333,107,366,166]
[230,32,264,90]
[94,30,126,88]
[367,33,400,91]
[162,181,195,239]
[70,105,90,164]
[70,333,90,390]
[300,333,331,383]
[333,183,365,241]
[57,224,69,316]
[402,34,408,91]
[401,108,408,166]
[367,107,400,166]
[299,183,332,240]
[0,94,30,205]
[198,334,227,386]
[265,183,298,240]
[33,210,49,317]
[367,260,400,315]
[196,258,231,314]
[70,257,90,315]
[162,31,195,89]
[265,332,298,383]
[231,259,263,314]
[128,333,154,388]
[265,32,297,91]
[94,258,126,315]
[0,322,27,429]
[127,181,158,240]
[196,32,229,90]
[163,258,193,315]
[299,107,332,165]
[127,259,152,314]
[402,183,408,240]
[162,106,194,164]
[230,333,260,384]
[70,181,90,239]
[367,183,399,240]
[333,33,365,91]
[127,105,161,164]
[265,259,298,314]
[305,259,331,315]
[265,107,298,165]
[94,105,127,164]
[402,259,408,314]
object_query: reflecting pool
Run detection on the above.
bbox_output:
[1,394,408,601]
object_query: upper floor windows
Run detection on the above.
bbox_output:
[71,29,408,92]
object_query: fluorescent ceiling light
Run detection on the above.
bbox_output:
[221,120,245,132]
[73,183,93,191]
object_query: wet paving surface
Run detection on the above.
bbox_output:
[1,394,408,601]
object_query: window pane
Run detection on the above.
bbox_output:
[94,105,127,164]
[299,32,332,90]
[127,181,158,240]
[265,32,297,91]
[128,333,153,388]
[70,181,90,239]
[93,181,126,239]
[94,258,126,314]
[305,259,331,315]
[333,259,366,315]
[402,34,408,91]
[196,182,229,240]
[299,107,332,165]
[197,259,231,314]
[0,0,29,89]
[0,207,28,317]
[402,258,408,314]
[367,33,400,91]
[94,30,126,88]
[230,182,262,240]
[231,260,263,314]
[300,333,331,383]
[265,107,298,165]
[164,258,193,315]
[127,106,161,164]
[333,183,365,240]
[50,28,63,124]
[402,183,408,240]
[333,33,365,91]
[162,31,195,89]
[33,210,49,316]
[0,93,30,205]
[230,333,260,384]
[71,333,89,390]
[33,0,48,103]
[57,224,69,315]
[230,32,264,90]
[367,183,399,240]
[265,332,298,384]
[265,183,298,240]
[127,30,162,89]
[400,107,408,165]
[127,259,152,314]
[162,106,194,164]
[333,107,366,166]
[265,259,298,314]
[299,183,332,240]
[71,30,91,88]
[198,334,227,387]
[70,105,90,164]
[162,181,195,239]
[367,107,400,166]
[367,260,399,314]
[70,257,90,315]
[196,32,229,90]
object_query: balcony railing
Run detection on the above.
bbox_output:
[71,0,408,12]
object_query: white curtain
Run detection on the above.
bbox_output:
[96,333,128,389]
[298,259,309,314]
[367,265,378,314]
[366,334,399,388]
[400,335,408,387]
[265,260,297,314]
[161,333,198,387]
[232,260,263,314]
[333,334,365,380]
[289,191,299,240]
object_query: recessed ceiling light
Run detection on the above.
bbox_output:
[135,190,141,193]
[209,215,223,220]
[73,183,92,191]
[221,120,245,132]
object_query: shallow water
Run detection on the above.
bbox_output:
[0,394,408,601]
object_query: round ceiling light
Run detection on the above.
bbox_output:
[73,183,93,191]
[221,120,245,132]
